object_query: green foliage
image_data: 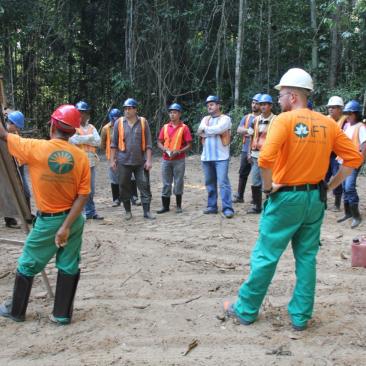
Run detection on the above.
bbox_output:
[1,0,366,139]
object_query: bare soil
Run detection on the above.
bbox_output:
[1,156,366,365]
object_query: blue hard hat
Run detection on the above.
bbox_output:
[252,93,262,102]
[7,111,25,129]
[123,98,138,108]
[168,103,183,112]
[307,100,313,110]
[343,100,362,113]
[205,95,221,105]
[75,101,91,112]
[109,108,122,121]
[259,94,273,104]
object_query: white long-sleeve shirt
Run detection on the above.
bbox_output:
[69,122,101,167]
[198,114,232,161]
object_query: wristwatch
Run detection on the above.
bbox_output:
[262,187,273,194]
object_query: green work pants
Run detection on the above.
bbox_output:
[17,214,85,277]
[234,189,325,327]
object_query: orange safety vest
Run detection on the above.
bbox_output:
[75,124,97,153]
[242,113,256,144]
[251,114,276,151]
[117,117,146,151]
[348,122,363,151]
[336,115,348,130]
[163,123,186,151]
[201,115,231,146]
[102,122,112,160]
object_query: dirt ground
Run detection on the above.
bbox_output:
[1,155,366,366]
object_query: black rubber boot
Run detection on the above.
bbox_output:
[250,185,256,205]
[350,204,362,229]
[331,194,342,212]
[0,271,33,322]
[233,178,246,203]
[143,203,155,220]
[4,217,20,229]
[157,197,170,214]
[50,270,80,325]
[123,200,132,220]
[176,195,183,213]
[111,184,120,207]
[337,202,352,223]
[247,186,262,214]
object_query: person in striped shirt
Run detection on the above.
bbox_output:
[197,95,234,218]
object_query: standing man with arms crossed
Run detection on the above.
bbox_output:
[156,103,192,214]
[197,95,234,219]
[110,98,154,220]
[0,105,90,324]
[233,93,262,204]
[224,68,363,331]
[70,101,103,220]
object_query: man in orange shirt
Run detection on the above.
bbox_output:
[224,68,363,331]
[0,105,90,325]
[156,103,192,213]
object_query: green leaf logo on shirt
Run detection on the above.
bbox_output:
[48,151,74,174]
[294,123,309,138]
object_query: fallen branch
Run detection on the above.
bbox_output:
[132,304,150,310]
[171,295,201,306]
[120,268,142,287]
[180,259,236,270]
[182,339,199,356]
[0,271,10,279]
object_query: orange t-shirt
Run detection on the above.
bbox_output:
[258,108,363,185]
[7,134,91,213]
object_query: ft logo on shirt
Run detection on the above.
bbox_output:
[294,122,327,140]
[48,151,75,174]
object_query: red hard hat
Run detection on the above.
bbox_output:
[51,104,81,129]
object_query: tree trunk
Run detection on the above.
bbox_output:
[310,0,318,71]
[266,0,272,92]
[329,9,340,88]
[234,0,247,108]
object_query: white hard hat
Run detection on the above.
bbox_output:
[327,96,344,107]
[275,68,314,91]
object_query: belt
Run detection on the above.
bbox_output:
[278,183,319,192]
[37,209,71,217]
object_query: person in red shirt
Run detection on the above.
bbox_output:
[157,103,192,213]
[0,105,90,325]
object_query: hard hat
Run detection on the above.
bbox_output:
[259,94,273,104]
[75,101,91,112]
[109,108,122,121]
[327,96,344,107]
[343,100,362,113]
[307,100,313,110]
[205,95,221,104]
[168,103,183,112]
[252,93,262,102]
[123,98,138,108]
[51,105,81,131]
[275,68,314,91]
[7,111,25,129]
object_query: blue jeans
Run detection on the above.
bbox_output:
[251,157,262,187]
[202,160,234,214]
[85,166,96,217]
[343,168,360,205]
[325,154,342,197]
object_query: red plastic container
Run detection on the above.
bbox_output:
[351,237,366,267]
